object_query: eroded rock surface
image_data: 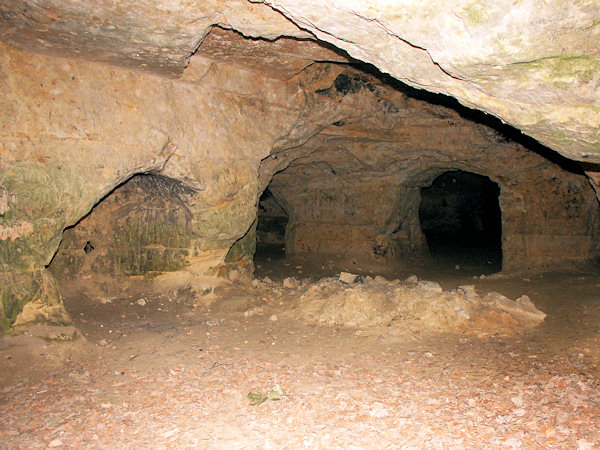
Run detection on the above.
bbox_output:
[1,1,598,161]
[1,15,599,332]
[0,37,350,330]
[265,71,600,273]
[263,0,600,161]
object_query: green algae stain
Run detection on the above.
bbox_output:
[521,55,599,88]
[0,270,44,334]
[112,219,190,275]
[1,158,96,271]
[550,129,575,144]
[0,221,63,272]
[464,2,491,25]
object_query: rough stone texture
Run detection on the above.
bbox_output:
[0,269,71,333]
[0,38,350,330]
[50,174,197,278]
[1,18,599,332]
[266,71,600,272]
[262,0,600,161]
[0,0,310,76]
[0,1,598,161]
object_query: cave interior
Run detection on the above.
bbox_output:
[48,55,600,282]
[2,11,600,448]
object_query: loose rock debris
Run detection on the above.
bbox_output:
[257,274,546,334]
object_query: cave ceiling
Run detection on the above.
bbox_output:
[0,0,599,162]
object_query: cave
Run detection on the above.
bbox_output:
[419,170,502,274]
[2,3,600,448]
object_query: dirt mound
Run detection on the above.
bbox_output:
[297,280,398,328]
[288,274,546,334]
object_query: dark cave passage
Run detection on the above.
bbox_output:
[419,170,502,274]
[254,188,289,261]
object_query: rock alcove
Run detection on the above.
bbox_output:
[50,173,196,279]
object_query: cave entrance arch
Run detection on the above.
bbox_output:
[254,188,289,261]
[419,170,502,274]
[49,173,196,279]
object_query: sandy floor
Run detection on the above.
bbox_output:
[1,259,600,448]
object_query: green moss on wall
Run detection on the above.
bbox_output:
[0,223,63,272]
[109,178,195,275]
[551,129,574,144]
[48,173,203,277]
[202,199,255,240]
[464,2,490,25]
[0,270,43,334]
[1,159,91,271]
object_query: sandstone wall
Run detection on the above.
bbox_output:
[0,42,347,331]
[274,167,599,273]
[2,1,598,163]
[1,37,599,332]
[268,99,600,273]
[501,166,600,271]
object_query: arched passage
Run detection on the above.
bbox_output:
[254,188,289,260]
[419,170,502,273]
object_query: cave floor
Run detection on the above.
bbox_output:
[1,264,600,448]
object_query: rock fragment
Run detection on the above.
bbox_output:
[339,272,358,284]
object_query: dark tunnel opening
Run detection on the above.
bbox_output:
[419,170,502,274]
[254,188,289,262]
